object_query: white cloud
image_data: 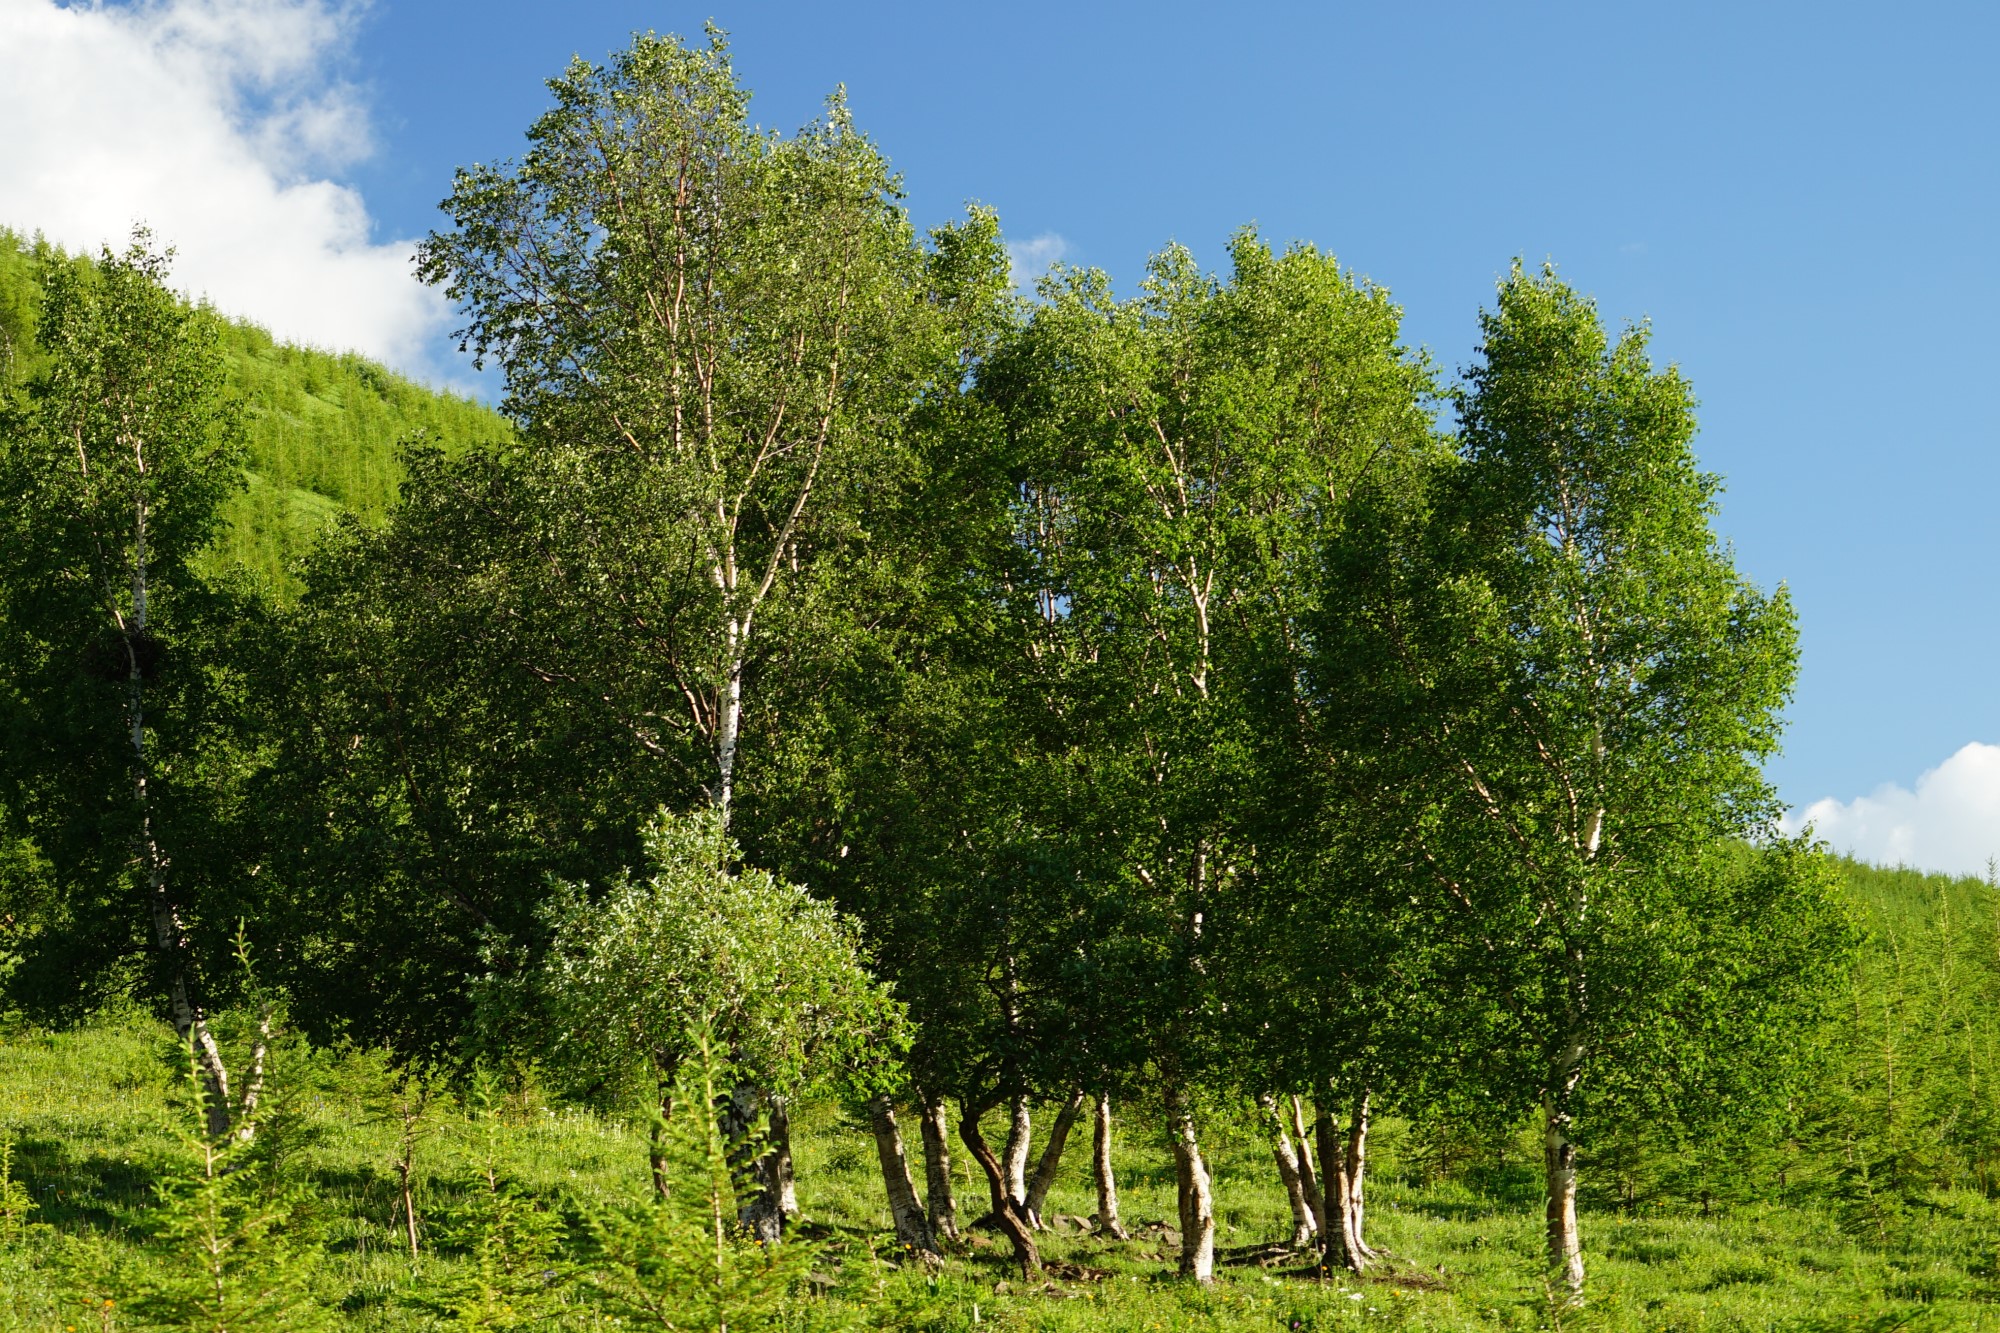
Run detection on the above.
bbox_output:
[1005,232,1070,291]
[1786,742,2000,879]
[0,0,449,378]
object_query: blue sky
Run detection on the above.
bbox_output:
[6,0,1999,871]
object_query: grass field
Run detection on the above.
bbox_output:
[1,1012,1992,1331]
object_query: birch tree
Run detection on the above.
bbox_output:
[0,237,250,1132]
[1305,263,1824,1296]
[505,807,901,1239]
[982,231,1433,1281]
[415,27,926,826]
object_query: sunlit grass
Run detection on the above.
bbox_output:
[0,1013,1993,1330]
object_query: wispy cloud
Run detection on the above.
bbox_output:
[1785,742,2000,878]
[1005,232,1071,292]
[0,0,451,380]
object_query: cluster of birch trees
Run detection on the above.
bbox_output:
[0,30,1854,1300]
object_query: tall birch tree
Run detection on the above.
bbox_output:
[0,238,251,1132]
[415,27,927,826]
[983,231,1432,1280]
[1305,263,1829,1296]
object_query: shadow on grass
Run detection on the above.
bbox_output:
[13,1134,155,1235]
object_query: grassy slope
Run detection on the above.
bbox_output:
[0,230,511,594]
[3,864,1995,1331]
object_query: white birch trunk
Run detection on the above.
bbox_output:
[1313,1100,1366,1274]
[1092,1092,1129,1239]
[126,496,232,1139]
[1345,1091,1375,1262]
[715,616,746,825]
[867,1097,941,1262]
[1291,1094,1324,1226]
[1544,1067,1586,1295]
[1002,1094,1032,1206]
[1165,1087,1216,1282]
[1259,1093,1317,1247]
[918,1093,960,1240]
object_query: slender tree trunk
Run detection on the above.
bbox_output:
[1164,1084,1216,1282]
[1092,1092,1129,1239]
[771,1097,799,1219]
[1291,1094,1324,1225]
[1002,1094,1032,1206]
[395,1086,424,1261]
[917,1092,960,1240]
[126,526,231,1139]
[1345,1090,1375,1262]
[715,617,745,824]
[1024,1090,1084,1227]
[1259,1093,1317,1247]
[721,1083,784,1241]
[1314,1100,1365,1274]
[397,1155,419,1260]
[234,1002,273,1140]
[958,1101,1040,1278]
[868,1097,941,1262]
[648,1082,672,1202]
[1545,1097,1584,1295]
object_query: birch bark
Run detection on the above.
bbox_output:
[1291,1094,1324,1225]
[1091,1093,1129,1239]
[1260,1092,1317,1247]
[1164,1086,1216,1282]
[918,1093,960,1240]
[868,1097,942,1262]
[958,1102,1041,1277]
[1002,1095,1033,1206]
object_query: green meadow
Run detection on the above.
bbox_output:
[5,856,1999,1333]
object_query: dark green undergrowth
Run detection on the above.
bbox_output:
[0,1012,1994,1331]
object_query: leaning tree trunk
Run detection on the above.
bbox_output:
[1024,1090,1084,1228]
[918,1092,960,1240]
[1291,1094,1324,1227]
[1345,1090,1376,1262]
[126,524,232,1140]
[1259,1093,1317,1248]
[1092,1092,1129,1239]
[1164,1084,1217,1282]
[1001,1094,1033,1206]
[959,1101,1040,1278]
[867,1097,941,1263]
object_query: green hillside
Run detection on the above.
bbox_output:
[0,229,511,592]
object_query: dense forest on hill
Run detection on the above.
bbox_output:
[0,229,508,591]
[2,30,1995,1333]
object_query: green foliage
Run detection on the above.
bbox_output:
[0,232,259,1026]
[126,1046,324,1331]
[509,807,902,1116]
[580,1026,831,1332]
[415,1126,573,1330]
